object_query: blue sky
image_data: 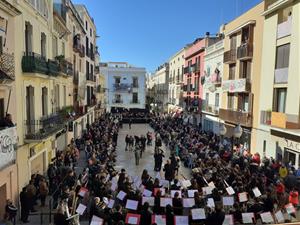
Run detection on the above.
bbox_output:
[72,0,262,72]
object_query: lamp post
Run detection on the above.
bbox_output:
[219,122,227,151]
[233,124,243,150]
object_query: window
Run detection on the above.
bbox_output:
[42,87,48,116]
[263,140,266,157]
[132,93,138,103]
[230,35,237,50]
[86,61,89,79]
[86,37,89,55]
[0,98,4,120]
[26,86,35,128]
[114,94,121,103]
[284,149,296,166]
[90,28,92,37]
[52,36,58,58]
[229,64,236,79]
[206,67,211,76]
[0,36,2,55]
[62,42,65,56]
[25,22,33,53]
[85,21,88,30]
[273,88,287,113]
[238,93,249,112]
[205,93,209,105]
[41,33,46,58]
[114,77,121,84]
[227,93,234,109]
[132,77,138,88]
[55,84,60,111]
[276,44,290,69]
[240,61,251,79]
[215,93,219,107]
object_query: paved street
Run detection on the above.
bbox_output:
[115,123,191,180]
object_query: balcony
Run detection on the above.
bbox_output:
[222,78,251,93]
[22,52,48,75]
[223,49,237,64]
[277,19,292,39]
[113,83,132,92]
[58,59,73,76]
[237,43,253,60]
[274,67,289,84]
[271,112,300,129]
[184,65,195,74]
[48,59,59,76]
[202,103,219,115]
[95,66,100,74]
[86,73,95,82]
[73,35,85,57]
[219,108,252,127]
[112,99,123,104]
[24,112,67,141]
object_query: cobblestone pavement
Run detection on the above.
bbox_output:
[115,123,191,180]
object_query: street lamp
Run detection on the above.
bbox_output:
[233,124,243,149]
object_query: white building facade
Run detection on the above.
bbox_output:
[168,48,185,112]
[202,40,224,134]
[100,62,146,112]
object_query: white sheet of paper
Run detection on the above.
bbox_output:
[208,181,215,188]
[181,180,191,188]
[226,186,235,195]
[238,192,248,202]
[260,212,274,223]
[108,199,115,209]
[207,198,215,208]
[75,203,86,215]
[155,188,166,196]
[275,210,285,223]
[160,197,173,207]
[222,196,234,206]
[90,215,104,225]
[153,215,166,225]
[222,215,234,225]
[174,216,189,225]
[285,203,296,214]
[128,216,138,225]
[191,208,206,220]
[143,189,152,197]
[117,191,127,200]
[183,198,195,208]
[142,197,155,206]
[171,190,182,198]
[252,187,261,197]
[111,181,117,191]
[202,186,214,195]
[126,200,139,210]
[242,213,254,224]
[188,189,198,198]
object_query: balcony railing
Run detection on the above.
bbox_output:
[274,67,288,84]
[261,110,272,125]
[130,100,140,104]
[24,112,66,141]
[237,43,253,60]
[202,104,219,115]
[223,49,237,64]
[48,59,59,76]
[86,73,95,81]
[219,108,252,127]
[277,19,292,39]
[22,52,48,75]
[58,59,73,76]
[271,112,300,129]
[112,99,123,104]
[113,83,132,92]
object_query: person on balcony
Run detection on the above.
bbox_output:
[0,113,14,128]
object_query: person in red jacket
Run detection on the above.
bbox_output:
[289,188,299,207]
[276,180,286,207]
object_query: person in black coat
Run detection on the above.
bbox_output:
[154,149,165,171]
[163,160,174,182]
[140,202,152,225]
[20,187,30,223]
[172,192,183,215]
[165,204,174,225]
[206,205,225,225]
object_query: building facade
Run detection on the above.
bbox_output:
[168,49,185,113]
[202,37,224,134]
[151,63,169,112]
[100,62,146,112]
[0,0,20,218]
[256,0,300,166]
[220,2,264,150]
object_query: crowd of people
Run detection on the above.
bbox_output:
[12,112,300,225]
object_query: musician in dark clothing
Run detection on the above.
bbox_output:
[206,205,225,225]
[140,202,152,225]
[163,160,174,182]
[20,187,30,223]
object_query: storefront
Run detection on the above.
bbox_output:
[202,114,220,135]
[0,127,18,219]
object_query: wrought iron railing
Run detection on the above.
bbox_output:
[22,52,48,74]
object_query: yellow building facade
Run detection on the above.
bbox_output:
[220,2,264,151]
[256,0,300,165]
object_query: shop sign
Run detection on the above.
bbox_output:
[285,139,300,152]
[0,127,18,169]
[222,79,247,93]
